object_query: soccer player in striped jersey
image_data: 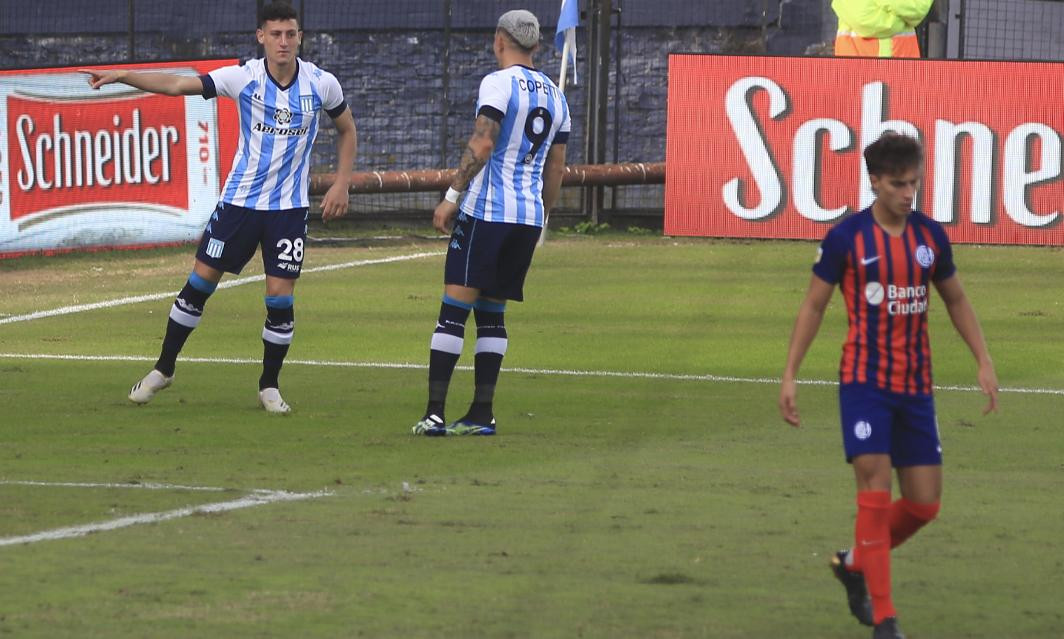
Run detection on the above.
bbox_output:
[779,133,998,639]
[412,9,570,436]
[82,1,356,413]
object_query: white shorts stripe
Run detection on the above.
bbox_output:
[475,337,508,355]
[430,333,464,355]
[262,327,294,345]
[169,305,201,328]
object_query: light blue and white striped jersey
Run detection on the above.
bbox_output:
[201,58,347,211]
[461,65,571,227]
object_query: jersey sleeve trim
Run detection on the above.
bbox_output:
[924,217,957,282]
[811,262,841,284]
[199,74,217,100]
[326,102,348,119]
[478,105,505,122]
[811,227,848,284]
[552,130,569,145]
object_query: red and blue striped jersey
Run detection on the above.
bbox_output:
[813,208,956,396]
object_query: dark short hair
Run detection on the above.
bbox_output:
[863,132,924,177]
[259,1,299,28]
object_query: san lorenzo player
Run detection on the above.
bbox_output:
[779,133,998,638]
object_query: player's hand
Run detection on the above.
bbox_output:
[320,181,350,223]
[79,68,124,90]
[433,200,459,234]
[978,360,999,415]
[779,377,800,427]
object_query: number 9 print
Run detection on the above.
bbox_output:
[522,107,553,164]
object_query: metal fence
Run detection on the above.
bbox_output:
[2,0,1063,224]
[959,0,1064,61]
[1,1,798,223]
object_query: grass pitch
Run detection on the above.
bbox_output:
[0,235,1061,638]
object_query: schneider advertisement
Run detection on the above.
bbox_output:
[665,54,1064,246]
[0,59,238,258]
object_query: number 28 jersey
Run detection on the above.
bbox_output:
[461,65,571,227]
[201,58,347,211]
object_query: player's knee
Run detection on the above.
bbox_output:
[473,299,507,338]
[170,272,217,328]
[903,498,940,522]
[263,295,295,345]
[436,295,473,337]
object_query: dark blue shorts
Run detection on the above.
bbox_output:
[195,202,309,279]
[839,383,942,467]
[443,212,540,301]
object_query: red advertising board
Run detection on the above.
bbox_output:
[0,59,238,258]
[665,54,1064,245]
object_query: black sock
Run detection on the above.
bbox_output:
[156,275,215,377]
[426,296,472,419]
[469,303,507,423]
[260,296,294,390]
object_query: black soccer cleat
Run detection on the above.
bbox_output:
[831,549,874,627]
[872,616,905,639]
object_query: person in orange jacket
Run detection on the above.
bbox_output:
[833,0,935,58]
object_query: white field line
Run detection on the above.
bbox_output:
[0,486,332,548]
[1,352,1061,397]
[0,480,227,492]
[0,251,443,326]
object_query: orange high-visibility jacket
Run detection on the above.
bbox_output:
[832,0,934,58]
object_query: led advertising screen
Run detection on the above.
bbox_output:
[665,54,1064,245]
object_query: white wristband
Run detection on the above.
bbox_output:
[444,187,463,204]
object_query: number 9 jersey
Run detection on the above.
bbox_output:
[461,65,571,227]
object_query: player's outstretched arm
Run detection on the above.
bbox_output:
[934,274,999,414]
[79,69,204,96]
[542,144,567,215]
[433,115,500,233]
[780,275,835,427]
[321,108,357,223]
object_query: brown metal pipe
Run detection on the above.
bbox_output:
[308,162,665,195]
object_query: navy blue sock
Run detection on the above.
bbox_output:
[156,273,216,377]
[260,295,294,390]
[469,300,507,423]
[426,295,472,419]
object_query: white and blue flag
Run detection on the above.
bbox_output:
[555,0,579,87]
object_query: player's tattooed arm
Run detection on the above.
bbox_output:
[452,115,500,190]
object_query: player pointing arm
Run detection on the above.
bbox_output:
[82,1,356,414]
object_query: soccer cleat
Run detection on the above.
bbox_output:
[831,549,874,627]
[872,617,905,639]
[445,417,496,436]
[128,369,174,404]
[258,388,291,414]
[412,414,447,436]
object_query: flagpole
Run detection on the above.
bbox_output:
[559,37,571,92]
[540,34,573,247]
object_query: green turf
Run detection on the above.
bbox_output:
[0,236,1061,638]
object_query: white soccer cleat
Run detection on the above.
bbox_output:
[258,388,291,414]
[128,369,174,404]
